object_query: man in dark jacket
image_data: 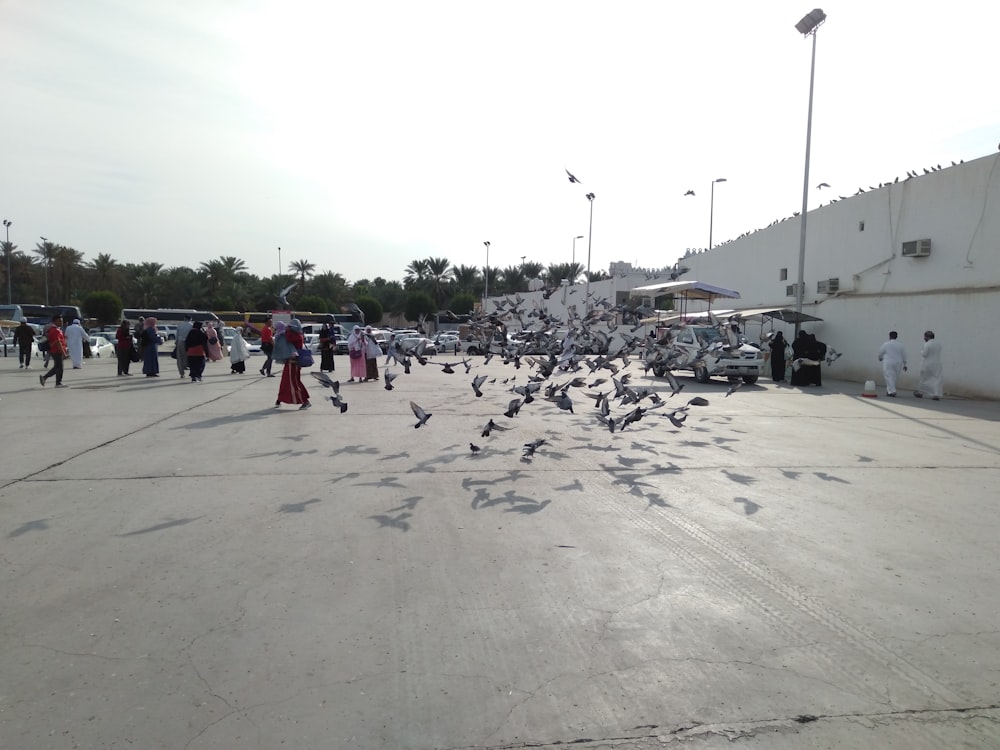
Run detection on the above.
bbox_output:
[14,319,36,369]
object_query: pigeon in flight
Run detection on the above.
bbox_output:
[504,398,523,418]
[816,182,830,189]
[566,169,583,184]
[384,371,398,391]
[410,401,432,428]
[276,281,297,308]
[522,438,547,458]
[684,190,695,196]
[471,374,487,398]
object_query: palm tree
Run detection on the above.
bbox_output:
[33,239,58,304]
[522,261,544,281]
[88,253,122,293]
[425,256,453,307]
[199,259,225,294]
[403,258,430,289]
[499,266,526,295]
[288,259,316,292]
[545,262,584,286]
[51,245,84,303]
[451,264,480,295]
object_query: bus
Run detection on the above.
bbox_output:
[15,303,84,325]
[218,310,361,333]
[123,308,220,324]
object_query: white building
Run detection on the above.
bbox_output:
[674,152,1000,398]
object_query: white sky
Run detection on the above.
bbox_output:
[2,0,998,284]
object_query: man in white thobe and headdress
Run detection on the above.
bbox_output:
[914,330,943,400]
[65,319,86,369]
[877,330,907,397]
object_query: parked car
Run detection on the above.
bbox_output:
[434,333,460,354]
[335,334,348,354]
[89,335,116,358]
[398,336,438,356]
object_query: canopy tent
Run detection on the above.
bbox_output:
[730,306,823,324]
[630,280,741,301]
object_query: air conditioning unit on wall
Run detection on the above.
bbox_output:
[901,239,931,257]
[817,278,840,294]
[785,283,798,297]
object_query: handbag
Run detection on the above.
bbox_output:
[349,349,362,359]
[296,348,314,367]
[130,347,141,363]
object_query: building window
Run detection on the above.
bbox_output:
[858,220,865,231]
[779,268,788,281]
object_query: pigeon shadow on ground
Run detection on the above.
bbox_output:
[8,519,51,538]
[329,444,381,457]
[386,496,423,512]
[352,476,408,489]
[814,471,851,484]
[644,492,672,509]
[722,469,758,486]
[278,498,323,513]
[119,516,204,536]
[461,470,530,488]
[780,469,802,480]
[172,409,276,430]
[471,489,549,513]
[368,512,412,532]
[379,451,411,461]
[247,448,321,459]
[554,478,584,492]
[328,472,361,484]
[734,496,762,515]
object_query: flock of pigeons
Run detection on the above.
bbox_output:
[304,295,778,459]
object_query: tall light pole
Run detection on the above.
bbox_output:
[708,178,727,250]
[39,236,50,305]
[277,246,282,278]
[3,219,11,304]
[584,194,595,303]
[794,8,826,335]
[483,241,490,309]
[572,235,584,267]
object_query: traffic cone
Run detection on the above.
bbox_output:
[862,379,878,398]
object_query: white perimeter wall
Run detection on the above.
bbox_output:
[677,153,1000,398]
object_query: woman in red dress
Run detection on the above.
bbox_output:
[276,319,311,409]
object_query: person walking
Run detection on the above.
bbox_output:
[248,318,275,377]
[39,314,69,387]
[318,321,336,372]
[205,322,224,364]
[174,315,193,378]
[878,330,907,397]
[185,321,209,382]
[789,331,809,386]
[364,325,381,382]
[65,318,86,369]
[275,319,311,409]
[14,319,35,369]
[914,330,943,400]
[347,325,367,382]
[140,317,161,377]
[114,319,134,376]
[229,327,251,374]
[768,331,787,382]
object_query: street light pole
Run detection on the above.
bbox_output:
[3,219,11,304]
[483,241,490,309]
[584,194,595,304]
[708,178,727,249]
[39,236,50,305]
[277,246,281,278]
[794,8,826,335]
[572,235,584,268]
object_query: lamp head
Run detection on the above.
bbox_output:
[586,192,595,201]
[714,178,728,183]
[795,8,826,35]
[483,241,490,247]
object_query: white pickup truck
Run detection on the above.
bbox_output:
[651,324,763,384]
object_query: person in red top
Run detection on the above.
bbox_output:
[275,318,310,409]
[39,314,69,387]
[247,319,275,377]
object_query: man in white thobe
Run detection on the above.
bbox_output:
[914,330,943,400]
[877,330,907,397]
[65,319,86,369]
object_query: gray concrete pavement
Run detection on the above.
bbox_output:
[2,352,999,749]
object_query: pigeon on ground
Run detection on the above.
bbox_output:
[410,401,432,428]
[470,442,481,455]
[726,380,744,397]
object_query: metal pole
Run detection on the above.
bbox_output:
[3,220,11,304]
[483,241,490,309]
[709,181,716,250]
[585,194,595,304]
[277,246,281,279]
[795,28,818,336]
[39,236,49,305]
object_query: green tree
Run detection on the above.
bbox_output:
[297,294,329,313]
[310,271,349,310]
[403,258,429,289]
[288,259,316,292]
[449,292,477,316]
[82,290,123,325]
[522,261,544,281]
[354,294,383,325]
[88,253,122,294]
[499,266,526,294]
[404,290,435,323]
[451,264,480,295]
[545,262,584,285]
[425,256,453,306]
